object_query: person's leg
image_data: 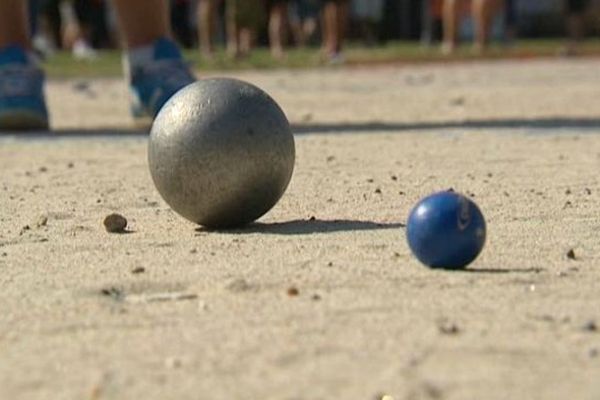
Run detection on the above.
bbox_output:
[198,0,216,57]
[111,0,171,48]
[442,0,460,54]
[0,0,48,130]
[40,0,62,51]
[112,0,195,121]
[472,0,503,52]
[564,0,586,55]
[239,27,253,56]
[334,0,348,54]
[321,0,337,57]
[268,1,288,59]
[472,0,487,52]
[70,0,99,59]
[0,0,31,49]
[225,0,240,57]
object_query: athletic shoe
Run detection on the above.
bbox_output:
[0,45,49,130]
[129,38,195,122]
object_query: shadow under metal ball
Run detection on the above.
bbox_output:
[148,78,295,229]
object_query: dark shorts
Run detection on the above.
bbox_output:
[567,0,588,13]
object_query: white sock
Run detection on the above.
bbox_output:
[122,43,155,82]
[127,44,155,69]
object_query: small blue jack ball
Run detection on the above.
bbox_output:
[407,191,486,269]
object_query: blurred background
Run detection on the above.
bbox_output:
[29,0,600,70]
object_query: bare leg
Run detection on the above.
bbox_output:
[334,1,348,54]
[472,0,502,52]
[442,0,460,54]
[0,0,31,49]
[472,0,487,52]
[198,0,216,57]
[567,14,584,41]
[565,11,585,55]
[321,1,336,56]
[111,0,171,49]
[239,27,253,56]
[269,2,287,59]
[225,0,240,57]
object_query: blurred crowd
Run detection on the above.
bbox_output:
[28,0,600,62]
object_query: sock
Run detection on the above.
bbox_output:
[123,37,182,82]
[126,44,155,70]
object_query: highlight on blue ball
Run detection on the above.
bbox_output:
[406,190,486,269]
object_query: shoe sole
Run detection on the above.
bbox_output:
[0,110,48,131]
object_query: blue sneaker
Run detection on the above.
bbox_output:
[129,38,195,123]
[0,45,49,130]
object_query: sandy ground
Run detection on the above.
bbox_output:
[1,59,600,400]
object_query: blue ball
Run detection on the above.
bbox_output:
[407,191,486,269]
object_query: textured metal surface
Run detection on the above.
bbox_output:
[148,78,295,228]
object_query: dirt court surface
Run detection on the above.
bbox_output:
[1,59,600,400]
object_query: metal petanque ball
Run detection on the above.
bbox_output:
[406,191,486,270]
[148,78,295,229]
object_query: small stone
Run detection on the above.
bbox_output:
[287,287,300,297]
[38,166,48,173]
[35,215,48,228]
[100,287,123,301]
[311,294,321,301]
[131,267,145,274]
[583,320,597,332]
[190,248,198,254]
[391,175,398,181]
[67,162,74,169]
[438,321,460,335]
[103,213,127,233]
[374,188,382,194]
[566,249,576,260]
